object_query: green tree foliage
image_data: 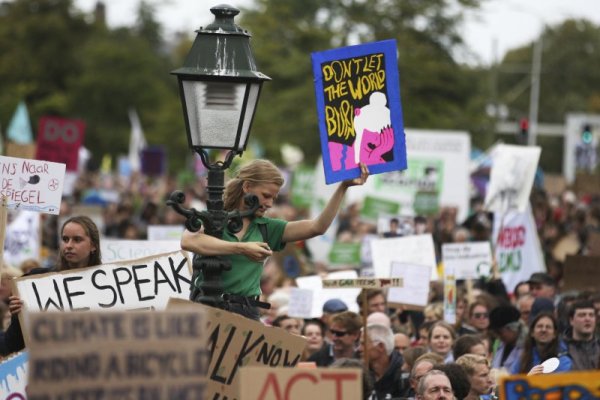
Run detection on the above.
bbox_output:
[499,19,600,123]
[240,0,489,163]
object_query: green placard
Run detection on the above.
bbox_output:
[291,166,315,208]
[413,190,440,216]
[360,195,401,221]
[328,242,362,265]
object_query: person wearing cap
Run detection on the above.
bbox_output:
[321,298,348,339]
[489,305,526,372]
[563,299,600,371]
[308,310,361,366]
[527,272,557,301]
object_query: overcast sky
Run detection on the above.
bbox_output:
[75,0,600,65]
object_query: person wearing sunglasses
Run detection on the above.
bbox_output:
[308,311,362,366]
[467,301,490,335]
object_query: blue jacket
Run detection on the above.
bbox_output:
[511,340,572,374]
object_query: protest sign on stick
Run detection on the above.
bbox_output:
[294,270,361,318]
[371,234,438,280]
[442,241,492,280]
[168,298,307,400]
[26,310,209,400]
[499,371,600,400]
[240,367,362,400]
[35,116,85,171]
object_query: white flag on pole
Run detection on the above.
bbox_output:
[128,108,146,172]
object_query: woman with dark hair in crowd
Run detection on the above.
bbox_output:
[4,216,102,355]
[512,312,572,375]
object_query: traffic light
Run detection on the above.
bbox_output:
[582,123,593,144]
[518,118,529,144]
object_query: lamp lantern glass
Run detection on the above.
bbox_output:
[172,4,270,158]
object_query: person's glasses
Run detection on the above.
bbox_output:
[473,312,489,319]
[330,329,350,337]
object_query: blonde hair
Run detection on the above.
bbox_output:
[223,159,284,211]
[456,353,490,376]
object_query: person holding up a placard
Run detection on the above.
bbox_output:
[181,159,369,320]
[5,216,102,354]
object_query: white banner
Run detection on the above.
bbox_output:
[442,241,493,280]
[0,155,66,214]
[493,206,545,293]
[4,210,40,268]
[371,234,438,280]
[101,240,182,263]
[293,270,361,318]
[485,144,541,213]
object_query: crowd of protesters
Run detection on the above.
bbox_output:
[0,160,599,399]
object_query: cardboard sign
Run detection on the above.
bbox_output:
[312,39,407,184]
[36,116,85,171]
[26,310,209,400]
[563,255,600,292]
[370,234,438,280]
[13,250,191,313]
[442,241,493,280]
[484,144,541,213]
[4,142,36,161]
[0,351,28,399]
[0,155,66,214]
[239,367,362,400]
[3,210,40,268]
[387,262,432,308]
[493,207,545,293]
[101,240,182,263]
[294,270,361,318]
[167,298,307,400]
[147,225,185,241]
[322,278,402,289]
[499,371,600,400]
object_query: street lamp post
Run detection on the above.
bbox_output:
[167,4,270,309]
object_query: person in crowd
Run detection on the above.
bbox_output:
[428,321,457,363]
[416,370,454,400]
[415,320,436,348]
[394,332,411,354]
[321,298,348,340]
[528,297,555,323]
[516,294,535,324]
[424,302,443,323]
[433,363,472,400]
[512,281,530,303]
[405,353,445,399]
[367,312,391,328]
[383,217,401,238]
[453,334,488,361]
[7,216,102,355]
[527,272,558,301]
[489,305,525,372]
[563,299,600,370]
[455,295,477,336]
[360,323,405,399]
[401,346,428,378]
[456,354,495,400]
[181,160,369,320]
[466,301,490,335]
[308,311,361,366]
[357,289,387,315]
[512,312,572,375]
[301,318,326,361]
[271,314,301,335]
